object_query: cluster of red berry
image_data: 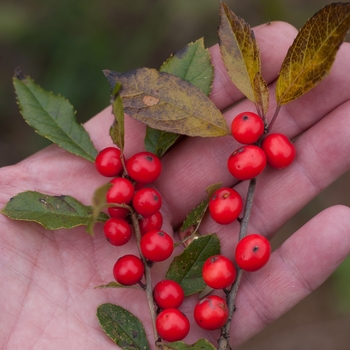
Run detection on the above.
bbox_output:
[228,111,296,180]
[93,110,295,343]
[95,148,190,341]
[95,149,173,283]
[196,111,296,330]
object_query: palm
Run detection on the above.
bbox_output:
[1,21,350,349]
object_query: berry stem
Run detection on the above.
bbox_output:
[217,177,258,350]
[267,104,281,133]
[130,211,161,348]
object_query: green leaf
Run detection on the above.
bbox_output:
[13,71,98,162]
[104,68,230,138]
[160,37,214,95]
[218,2,268,115]
[144,127,180,158]
[97,303,150,350]
[95,282,143,290]
[162,339,216,350]
[180,182,222,233]
[1,191,108,230]
[86,182,112,236]
[276,3,350,105]
[110,83,125,151]
[144,38,215,157]
[166,234,220,296]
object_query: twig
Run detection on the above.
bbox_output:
[218,178,258,350]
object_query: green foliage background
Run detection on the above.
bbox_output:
[0,0,349,348]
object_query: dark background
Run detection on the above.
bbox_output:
[1,0,349,348]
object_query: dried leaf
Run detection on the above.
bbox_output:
[104,68,230,137]
[166,234,220,296]
[145,38,214,156]
[276,3,350,105]
[109,83,125,151]
[218,2,268,114]
[13,70,97,162]
[1,191,108,230]
[96,303,150,350]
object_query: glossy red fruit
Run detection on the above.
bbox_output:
[106,177,134,218]
[153,280,185,309]
[156,308,190,342]
[261,133,296,169]
[113,254,144,286]
[209,187,243,225]
[202,255,236,289]
[235,234,271,272]
[140,230,173,262]
[227,145,266,180]
[194,295,229,330]
[231,111,265,144]
[103,218,132,246]
[139,211,163,236]
[95,147,123,177]
[126,152,162,183]
[132,187,162,217]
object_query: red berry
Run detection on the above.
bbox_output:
[103,218,132,246]
[132,187,162,216]
[95,147,123,177]
[194,295,229,330]
[106,177,134,218]
[139,211,163,236]
[140,230,173,262]
[235,234,271,272]
[227,145,266,180]
[231,111,264,144]
[113,254,144,286]
[153,280,185,309]
[156,308,190,342]
[126,152,162,183]
[202,255,236,289]
[261,133,296,169]
[209,187,243,225]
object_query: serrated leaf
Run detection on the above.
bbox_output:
[104,68,230,137]
[166,234,220,296]
[160,37,214,95]
[13,71,98,162]
[1,191,108,230]
[145,38,215,157]
[110,83,125,151]
[276,3,350,105]
[218,2,268,114]
[97,303,150,350]
[162,339,216,350]
[144,128,180,158]
[95,282,143,290]
[180,182,222,233]
[86,182,112,235]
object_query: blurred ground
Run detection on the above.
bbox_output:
[1,0,349,348]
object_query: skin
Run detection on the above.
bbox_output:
[1,21,350,349]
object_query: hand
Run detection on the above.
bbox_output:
[1,21,350,349]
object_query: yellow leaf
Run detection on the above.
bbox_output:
[276,3,350,105]
[104,68,230,138]
[218,2,268,115]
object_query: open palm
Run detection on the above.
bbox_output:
[1,21,350,349]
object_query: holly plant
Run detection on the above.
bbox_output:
[2,2,350,350]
